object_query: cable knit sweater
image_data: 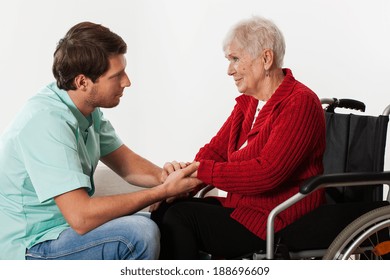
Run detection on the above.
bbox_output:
[195,69,326,240]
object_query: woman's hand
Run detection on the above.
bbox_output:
[163,161,200,196]
[150,161,201,212]
[160,160,191,183]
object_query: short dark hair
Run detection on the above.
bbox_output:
[52,22,127,90]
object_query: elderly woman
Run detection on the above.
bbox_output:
[151,16,326,259]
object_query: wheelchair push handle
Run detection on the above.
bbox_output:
[321,98,366,113]
[337,99,366,112]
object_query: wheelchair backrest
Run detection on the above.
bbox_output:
[323,110,389,203]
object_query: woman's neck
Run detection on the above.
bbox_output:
[255,68,285,101]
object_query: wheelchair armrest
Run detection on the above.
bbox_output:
[300,171,390,194]
[266,170,390,259]
[196,184,215,198]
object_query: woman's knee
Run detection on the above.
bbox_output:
[162,202,195,227]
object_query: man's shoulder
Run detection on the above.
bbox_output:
[27,84,74,119]
[29,83,66,107]
[7,85,76,136]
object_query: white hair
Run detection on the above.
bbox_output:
[223,16,286,68]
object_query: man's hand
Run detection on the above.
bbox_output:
[151,161,201,212]
[162,161,201,196]
[160,160,191,183]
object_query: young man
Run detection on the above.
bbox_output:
[0,22,201,260]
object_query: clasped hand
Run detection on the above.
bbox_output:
[149,161,201,212]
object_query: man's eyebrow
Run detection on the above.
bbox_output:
[108,69,125,79]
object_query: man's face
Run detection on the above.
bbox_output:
[88,54,131,108]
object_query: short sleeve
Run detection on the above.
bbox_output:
[17,110,91,202]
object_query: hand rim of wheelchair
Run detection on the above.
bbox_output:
[265,172,390,259]
[322,205,390,260]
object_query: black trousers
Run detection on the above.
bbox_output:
[150,197,266,259]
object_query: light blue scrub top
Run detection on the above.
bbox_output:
[0,83,123,259]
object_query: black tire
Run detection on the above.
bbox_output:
[323,205,390,260]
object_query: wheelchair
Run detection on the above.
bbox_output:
[199,97,390,260]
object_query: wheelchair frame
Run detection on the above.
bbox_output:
[198,98,390,260]
[261,98,390,260]
[263,172,390,259]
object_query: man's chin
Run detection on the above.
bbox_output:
[102,100,121,108]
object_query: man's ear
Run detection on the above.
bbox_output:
[73,74,89,91]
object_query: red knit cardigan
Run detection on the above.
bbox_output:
[195,69,326,240]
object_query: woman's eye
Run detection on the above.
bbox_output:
[226,56,239,63]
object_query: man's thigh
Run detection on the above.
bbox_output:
[26,214,159,260]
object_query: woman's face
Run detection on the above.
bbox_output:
[225,40,264,97]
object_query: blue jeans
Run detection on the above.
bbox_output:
[25,213,160,260]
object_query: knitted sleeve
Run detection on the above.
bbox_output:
[196,91,325,195]
[195,106,237,162]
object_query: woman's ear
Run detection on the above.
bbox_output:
[262,49,274,71]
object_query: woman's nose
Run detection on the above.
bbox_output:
[227,63,235,76]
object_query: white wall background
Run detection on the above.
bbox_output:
[1,0,390,169]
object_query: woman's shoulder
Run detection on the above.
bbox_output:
[278,79,322,112]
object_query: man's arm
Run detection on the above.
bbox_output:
[54,162,201,235]
[100,144,163,188]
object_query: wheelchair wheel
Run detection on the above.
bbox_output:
[323,205,390,260]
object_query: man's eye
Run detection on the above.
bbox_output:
[115,73,123,79]
[232,57,239,62]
